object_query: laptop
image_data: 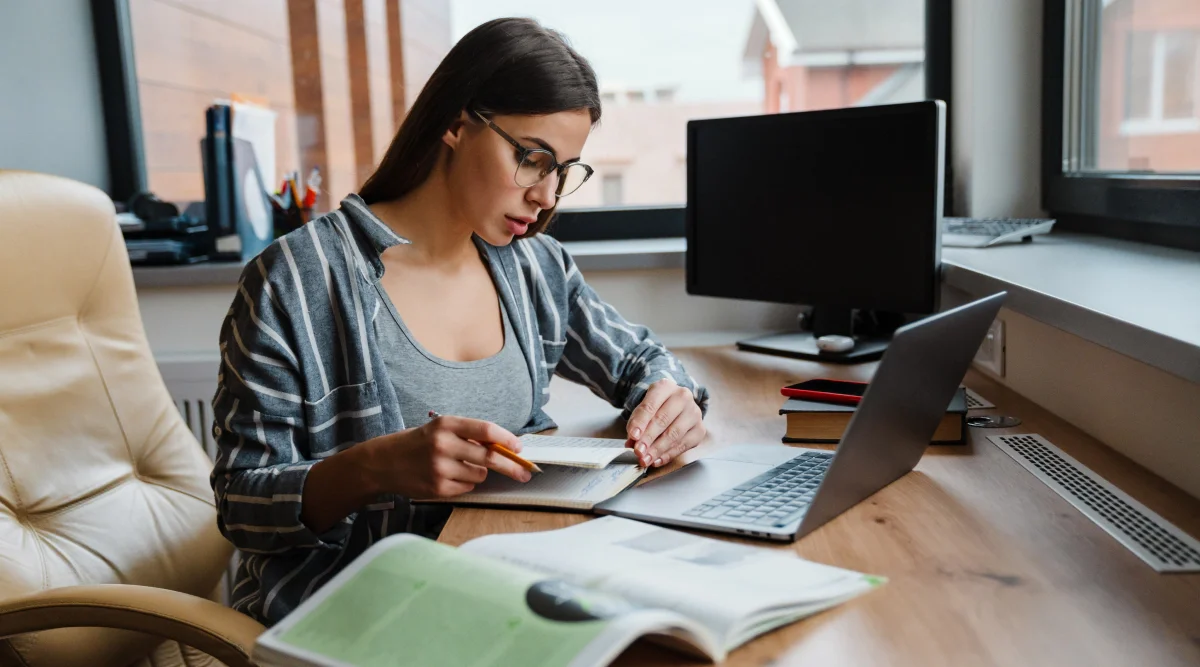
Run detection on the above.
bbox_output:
[942,217,1056,247]
[595,292,1007,542]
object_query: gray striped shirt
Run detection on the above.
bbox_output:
[210,194,709,625]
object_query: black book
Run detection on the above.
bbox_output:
[780,387,968,445]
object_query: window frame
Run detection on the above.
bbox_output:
[91,0,146,206]
[94,0,953,241]
[1042,0,1200,252]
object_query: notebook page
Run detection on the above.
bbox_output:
[517,434,637,469]
[445,464,645,509]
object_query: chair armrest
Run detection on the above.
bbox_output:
[0,584,266,667]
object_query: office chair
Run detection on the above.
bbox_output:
[0,171,264,666]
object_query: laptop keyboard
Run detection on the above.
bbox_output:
[682,451,834,528]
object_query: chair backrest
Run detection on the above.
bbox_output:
[0,171,231,666]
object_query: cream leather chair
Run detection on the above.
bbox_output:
[0,171,264,666]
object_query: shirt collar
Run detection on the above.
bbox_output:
[337,194,411,277]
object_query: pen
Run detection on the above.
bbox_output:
[427,410,542,473]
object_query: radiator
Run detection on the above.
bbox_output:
[160,356,221,459]
[158,356,235,603]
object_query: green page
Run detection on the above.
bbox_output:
[276,538,631,667]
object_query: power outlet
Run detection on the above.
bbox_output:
[974,319,1005,377]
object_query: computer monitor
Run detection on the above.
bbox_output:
[685,101,945,363]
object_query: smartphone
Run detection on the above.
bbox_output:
[780,379,869,405]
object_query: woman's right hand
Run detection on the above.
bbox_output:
[361,415,532,499]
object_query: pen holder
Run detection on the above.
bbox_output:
[273,205,314,239]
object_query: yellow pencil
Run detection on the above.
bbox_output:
[427,411,542,473]
[488,442,543,474]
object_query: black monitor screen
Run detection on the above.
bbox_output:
[686,102,943,314]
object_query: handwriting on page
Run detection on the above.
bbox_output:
[519,435,626,449]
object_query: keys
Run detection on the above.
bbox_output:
[681,453,834,520]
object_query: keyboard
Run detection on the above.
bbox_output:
[682,451,834,528]
[942,217,1056,248]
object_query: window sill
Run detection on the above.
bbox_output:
[942,232,1200,385]
[130,237,688,289]
[561,237,685,271]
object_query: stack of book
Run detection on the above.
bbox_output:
[780,386,968,445]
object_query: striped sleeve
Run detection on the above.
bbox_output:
[210,252,353,554]
[552,244,710,420]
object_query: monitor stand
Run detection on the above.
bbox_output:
[735,306,890,364]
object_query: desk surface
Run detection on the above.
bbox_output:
[438,346,1200,666]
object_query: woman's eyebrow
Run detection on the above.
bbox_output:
[523,135,559,157]
[522,135,581,163]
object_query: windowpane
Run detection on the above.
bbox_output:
[451,0,925,209]
[127,0,443,209]
[1124,32,1155,120]
[601,173,624,206]
[1162,32,1198,120]
[126,1,927,210]
[1091,0,1200,173]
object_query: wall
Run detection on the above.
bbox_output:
[0,0,110,193]
[942,288,1200,500]
[951,0,1044,218]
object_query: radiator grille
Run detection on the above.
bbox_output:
[990,434,1200,573]
[175,397,217,461]
[964,387,994,410]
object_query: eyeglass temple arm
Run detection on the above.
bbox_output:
[472,109,528,154]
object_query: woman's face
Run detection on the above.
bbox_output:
[443,109,592,246]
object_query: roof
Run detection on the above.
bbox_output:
[744,0,925,72]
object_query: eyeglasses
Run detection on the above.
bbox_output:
[472,110,593,197]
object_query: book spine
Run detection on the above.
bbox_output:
[782,436,840,444]
[206,105,232,236]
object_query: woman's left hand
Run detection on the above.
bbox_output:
[626,378,706,468]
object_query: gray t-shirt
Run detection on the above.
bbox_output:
[372,282,534,433]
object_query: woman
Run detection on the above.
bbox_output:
[211,17,709,625]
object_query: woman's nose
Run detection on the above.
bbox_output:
[527,172,558,209]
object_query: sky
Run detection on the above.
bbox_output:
[450,0,765,103]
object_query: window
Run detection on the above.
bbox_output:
[123,0,426,209]
[601,173,624,206]
[451,0,928,214]
[96,0,948,242]
[1043,0,1200,251]
[1119,31,1199,138]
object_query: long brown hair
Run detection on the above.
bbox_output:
[359,18,601,237]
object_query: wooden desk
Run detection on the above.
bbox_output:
[439,346,1200,666]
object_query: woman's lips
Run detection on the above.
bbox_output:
[505,216,531,235]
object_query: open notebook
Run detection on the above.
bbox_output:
[417,435,644,511]
[517,434,637,468]
[253,517,883,667]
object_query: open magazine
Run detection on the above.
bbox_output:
[253,517,883,667]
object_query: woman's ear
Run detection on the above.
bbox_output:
[442,110,474,149]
